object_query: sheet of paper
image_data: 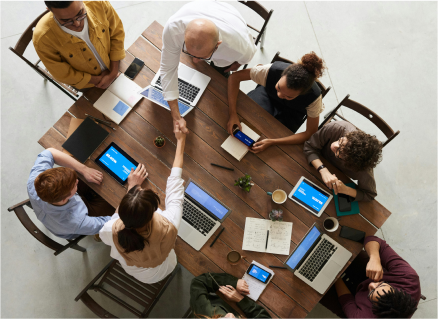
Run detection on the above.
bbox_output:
[267,221,293,255]
[221,123,261,161]
[242,261,274,301]
[62,118,84,156]
[108,75,142,107]
[242,218,269,253]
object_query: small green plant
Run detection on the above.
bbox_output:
[154,136,165,147]
[234,174,254,192]
[269,209,283,222]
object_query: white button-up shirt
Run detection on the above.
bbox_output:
[160,1,257,101]
[100,167,184,284]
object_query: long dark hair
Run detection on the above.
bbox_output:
[117,186,160,253]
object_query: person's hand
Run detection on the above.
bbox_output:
[236,279,250,295]
[332,175,349,195]
[96,70,117,89]
[127,164,148,190]
[82,167,103,185]
[366,256,384,282]
[249,139,273,154]
[174,117,189,135]
[219,285,244,302]
[320,168,338,190]
[227,113,241,135]
[174,122,186,141]
[224,62,242,73]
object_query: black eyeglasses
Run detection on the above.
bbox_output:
[335,137,345,159]
[368,281,389,301]
[181,41,218,61]
[58,11,87,27]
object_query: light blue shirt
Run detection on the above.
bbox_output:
[27,150,110,239]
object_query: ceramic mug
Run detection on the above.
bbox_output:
[267,189,287,204]
[227,250,245,264]
[323,217,339,232]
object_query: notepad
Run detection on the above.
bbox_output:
[62,118,84,156]
[93,75,142,124]
[221,123,260,161]
[333,183,360,216]
[242,217,293,255]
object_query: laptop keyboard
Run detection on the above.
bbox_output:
[155,76,200,103]
[182,199,216,236]
[298,239,337,282]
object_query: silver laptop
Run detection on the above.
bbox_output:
[178,179,231,251]
[151,62,211,107]
[284,223,352,294]
[139,85,194,117]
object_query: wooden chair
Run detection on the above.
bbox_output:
[9,10,79,101]
[75,260,181,318]
[7,199,87,256]
[318,94,400,148]
[270,51,332,98]
[238,1,273,69]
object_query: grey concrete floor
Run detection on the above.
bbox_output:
[1,1,436,318]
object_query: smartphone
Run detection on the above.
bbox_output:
[339,225,366,243]
[338,193,351,212]
[233,128,255,147]
[247,264,272,284]
[124,58,144,80]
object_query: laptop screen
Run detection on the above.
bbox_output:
[292,179,330,214]
[285,225,321,270]
[185,182,229,220]
[139,87,191,115]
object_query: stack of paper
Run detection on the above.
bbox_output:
[221,123,260,161]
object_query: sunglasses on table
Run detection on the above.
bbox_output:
[181,41,218,61]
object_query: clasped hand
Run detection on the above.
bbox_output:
[218,279,249,302]
[321,170,348,195]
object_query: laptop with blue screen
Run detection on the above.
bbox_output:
[178,179,232,251]
[284,223,351,294]
[139,86,194,117]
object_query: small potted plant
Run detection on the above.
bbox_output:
[154,136,166,148]
[234,174,254,193]
[269,209,283,222]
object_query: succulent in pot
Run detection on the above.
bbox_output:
[234,174,254,193]
[154,136,166,148]
[269,209,283,222]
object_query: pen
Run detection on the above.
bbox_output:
[208,272,221,289]
[211,163,234,171]
[86,114,116,130]
[210,227,225,247]
[269,265,287,269]
[265,230,269,250]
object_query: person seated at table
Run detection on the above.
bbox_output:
[320,236,420,318]
[303,121,383,202]
[160,1,257,134]
[227,51,326,153]
[28,148,114,240]
[33,1,125,90]
[190,273,271,318]
[99,124,186,284]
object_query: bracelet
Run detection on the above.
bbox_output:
[317,165,326,172]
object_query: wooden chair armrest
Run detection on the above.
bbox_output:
[8,199,31,211]
[78,292,117,318]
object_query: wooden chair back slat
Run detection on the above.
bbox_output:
[238,1,271,19]
[13,10,49,56]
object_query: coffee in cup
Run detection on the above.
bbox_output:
[267,189,287,204]
[323,217,339,232]
[227,250,244,264]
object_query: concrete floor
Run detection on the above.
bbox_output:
[1,1,436,318]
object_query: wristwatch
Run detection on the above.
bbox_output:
[317,165,326,172]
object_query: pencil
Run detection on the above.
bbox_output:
[211,163,234,171]
[265,230,269,249]
[86,114,116,130]
[210,227,225,247]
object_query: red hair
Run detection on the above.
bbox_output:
[34,167,77,203]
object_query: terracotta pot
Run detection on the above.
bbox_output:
[153,137,166,148]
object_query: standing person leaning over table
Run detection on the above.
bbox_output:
[27,148,114,240]
[160,1,257,135]
[227,52,326,153]
[99,124,186,284]
[190,273,271,318]
[303,121,383,201]
[33,1,125,90]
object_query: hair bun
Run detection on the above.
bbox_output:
[300,51,326,79]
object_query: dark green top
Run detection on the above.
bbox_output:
[190,273,271,318]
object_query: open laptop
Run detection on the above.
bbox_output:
[284,223,352,294]
[178,179,232,251]
[151,62,211,107]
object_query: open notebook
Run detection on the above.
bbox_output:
[93,75,142,124]
[242,217,293,255]
[221,123,260,161]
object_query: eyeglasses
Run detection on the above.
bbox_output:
[368,281,389,301]
[181,41,218,61]
[335,137,345,159]
[58,11,87,27]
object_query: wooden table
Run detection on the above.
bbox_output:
[38,21,391,318]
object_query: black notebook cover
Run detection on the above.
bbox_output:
[62,117,109,163]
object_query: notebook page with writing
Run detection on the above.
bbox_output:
[221,123,260,161]
[108,75,142,107]
[242,218,269,253]
[93,90,130,125]
[267,221,293,255]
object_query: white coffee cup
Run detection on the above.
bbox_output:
[267,189,287,204]
[323,217,339,232]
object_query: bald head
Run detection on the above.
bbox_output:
[184,19,219,58]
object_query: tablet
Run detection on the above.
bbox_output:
[95,142,138,185]
[288,176,333,217]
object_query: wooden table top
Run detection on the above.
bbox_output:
[38,21,391,318]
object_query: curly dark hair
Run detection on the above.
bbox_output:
[281,51,326,94]
[340,130,383,171]
[372,287,418,318]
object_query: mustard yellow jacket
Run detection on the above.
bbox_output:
[33,1,125,89]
